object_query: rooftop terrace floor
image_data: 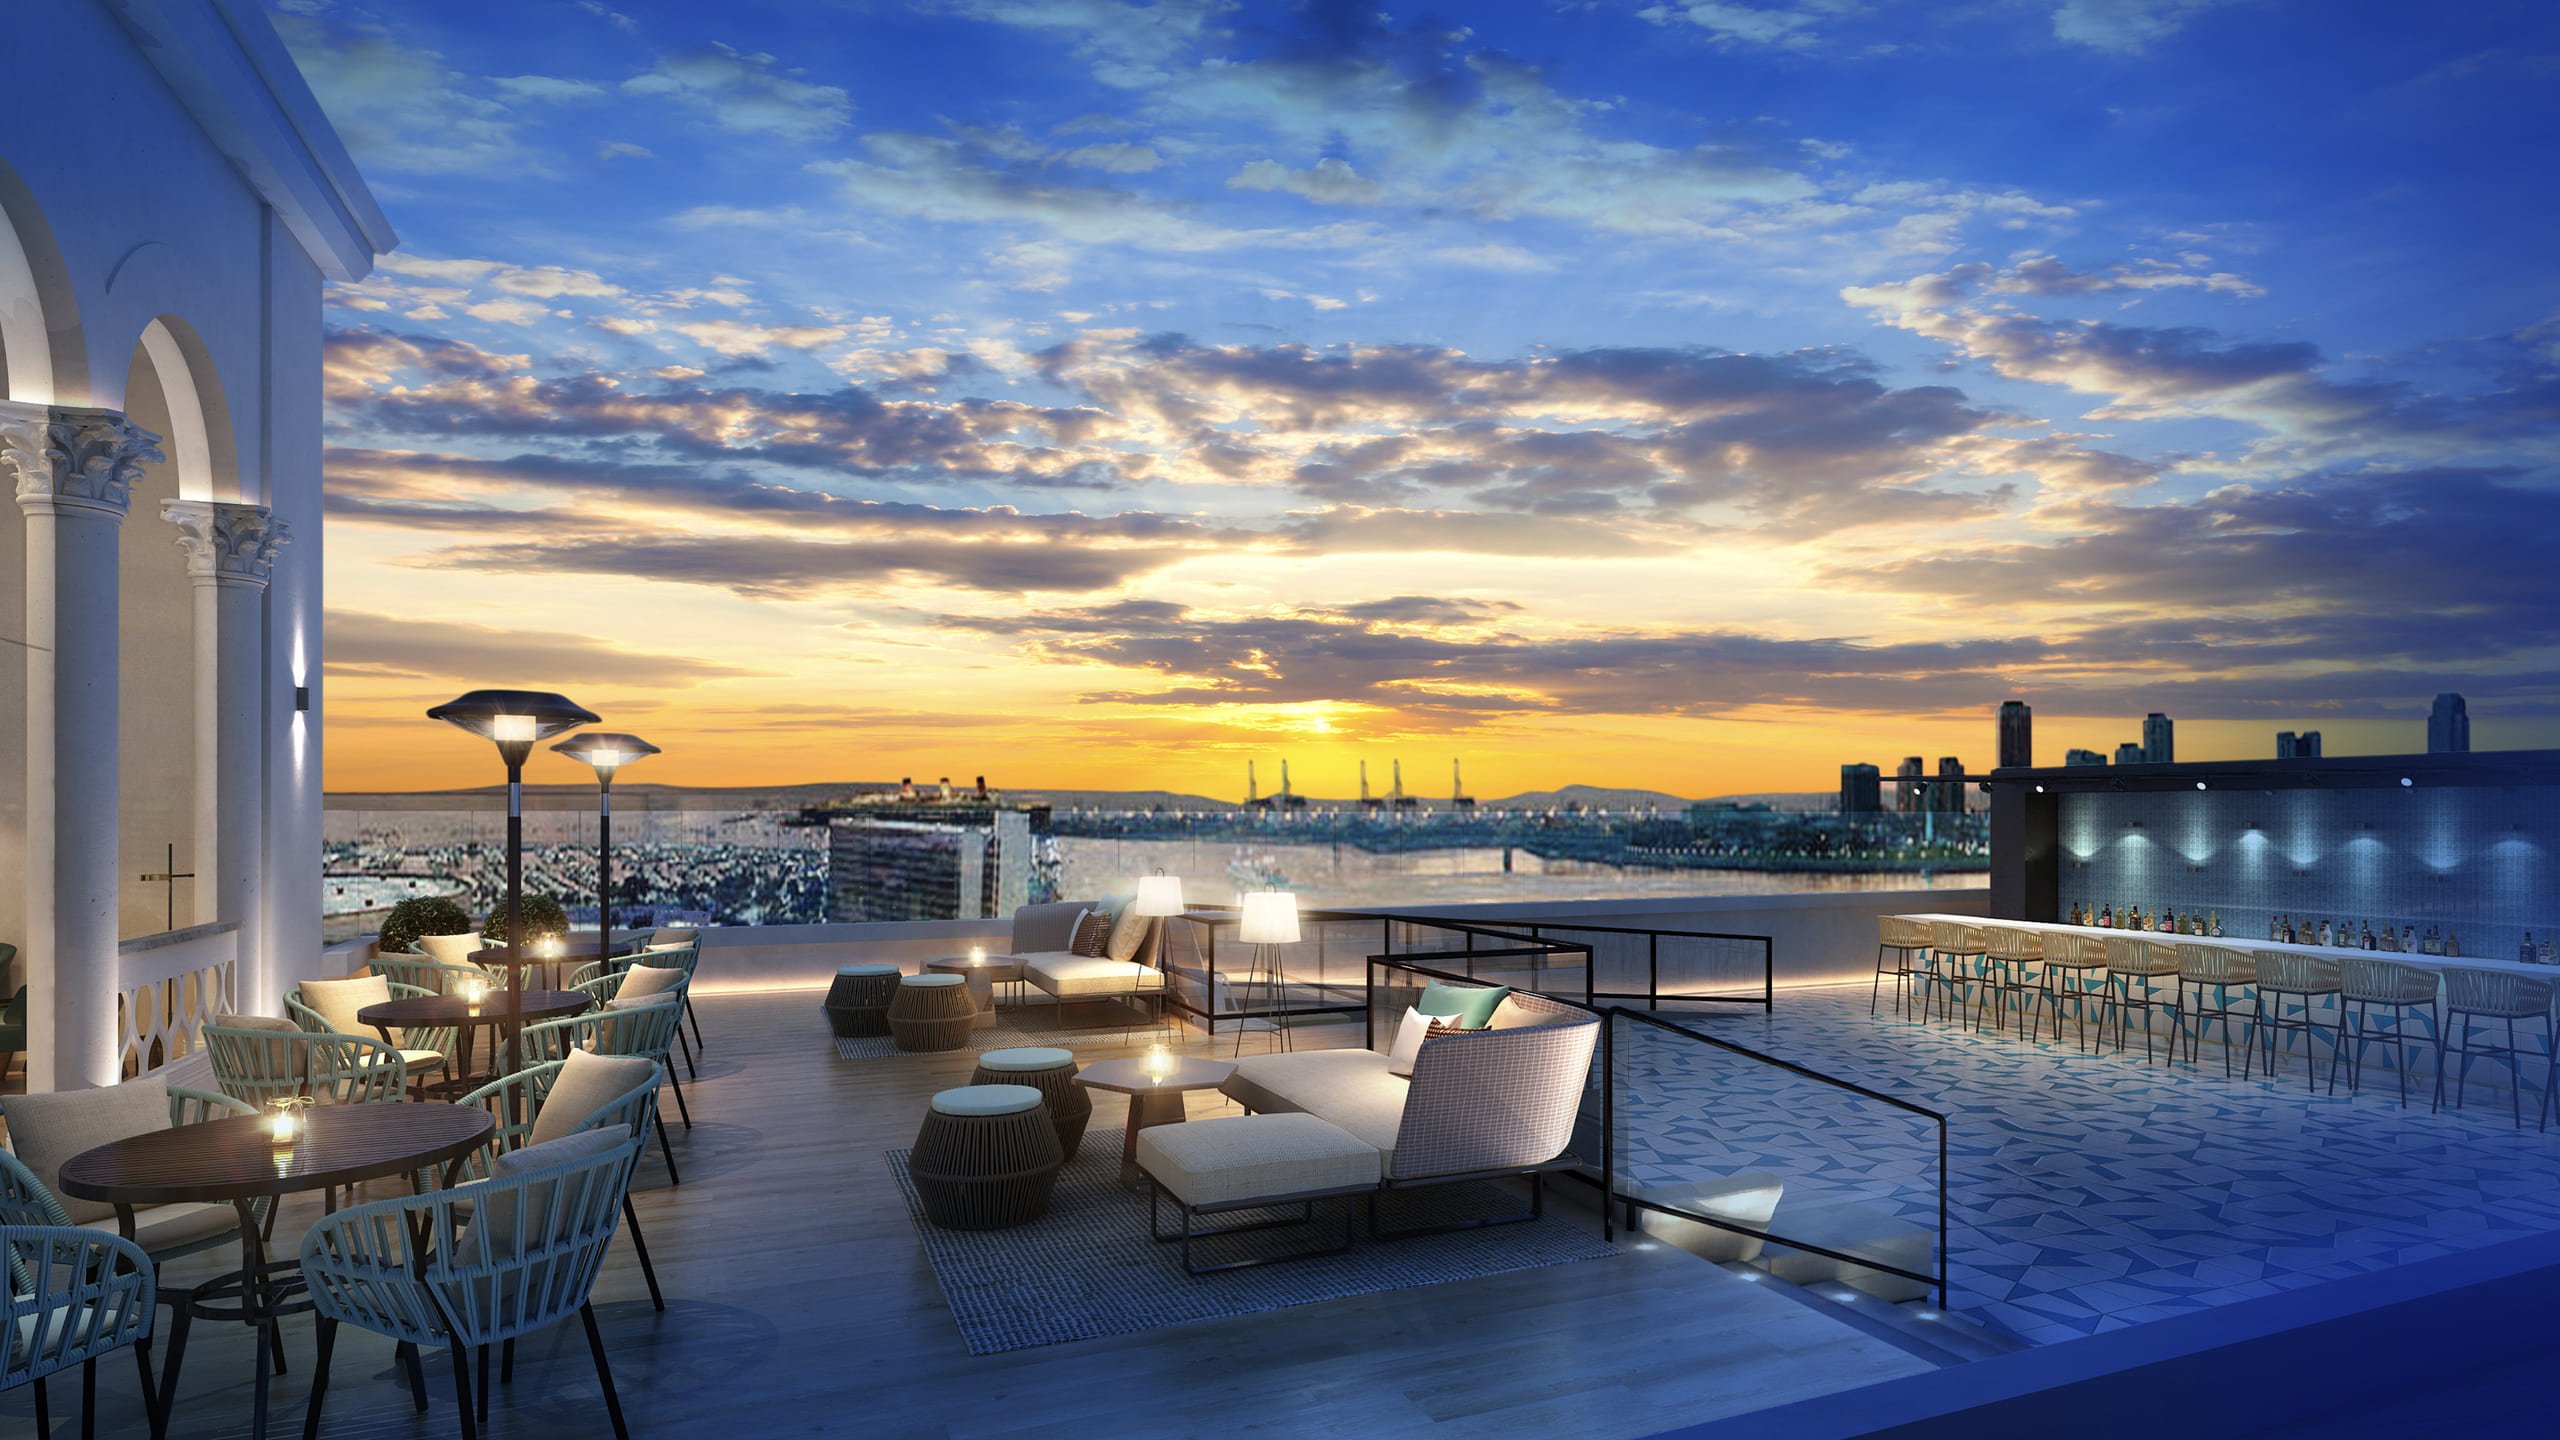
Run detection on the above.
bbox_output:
[5,990,1929,1439]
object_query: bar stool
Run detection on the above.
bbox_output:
[2102,936,2182,1064]
[2174,943,2258,1077]
[1976,927,2043,1036]
[2330,957,2440,1106]
[1874,916,1935,1018]
[2035,930,2111,1049]
[2435,966,2554,1128]
[1926,921,1988,1027]
[2250,949,2342,1092]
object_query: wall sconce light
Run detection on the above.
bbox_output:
[2399,777,2414,788]
[2194,781,2208,791]
[294,686,310,712]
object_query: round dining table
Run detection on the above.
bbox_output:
[57,1101,495,1440]
[359,987,595,1086]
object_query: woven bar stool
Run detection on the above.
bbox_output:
[2250,949,2342,1092]
[1977,927,2043,1036]
[823,963,902,1038]
[2035,930,2111,1049]
[973,1046,1092,1162]
[910,1084,1065,1230]
[1874,917,1935,1018]
[2435,967,2554,1128]
[889,973,978,1053]
[2331,957,2440,1106]
[1925,922,1988,1027]
[2174,943,2258,1077]
[2102,936,2182,1064]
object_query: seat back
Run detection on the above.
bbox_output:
[2104,935,2179,976]
[2176,943,2256,986]
[521,999,683,1069]
[0,1224,157,1390]
[2254,949,2341,995]
[373,955,489,997]
[2339,958,2437,1006]
[1930,921,1988,957]
[414,933,488,969]
[2041,930,2107,967]
[2442,967,2554,1018]
[1392,992,1598,1182]
[1983,927,2044,962]
[1877,916,1935,950]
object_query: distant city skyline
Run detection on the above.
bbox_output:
[283,2,2560,796]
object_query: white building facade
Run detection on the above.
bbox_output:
[1,0,390,1091]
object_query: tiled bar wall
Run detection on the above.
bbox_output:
[2061,784,2558,960]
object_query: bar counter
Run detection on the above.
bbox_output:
[1894,913,2555,982]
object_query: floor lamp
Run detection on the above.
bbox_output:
[426,689,598,1085]
[1234,890,1301,1056]
[551,732,660,968]
[1131,874,1186,1043]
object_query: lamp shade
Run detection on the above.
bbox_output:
[553,731,660,777]
[1131,874,1187,917]
[1237,889,1300,944]
[426,690,599,745]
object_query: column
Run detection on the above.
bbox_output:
[163,500,287,1013]
[3,401,162,1091]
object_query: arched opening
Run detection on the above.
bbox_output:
[136,316,243,502]
[117,327,205,937]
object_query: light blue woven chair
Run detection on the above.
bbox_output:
[3,1224,161,1439]
[522,999,691,1154]
[618,936,706,1053]
[202,1024,410,1110]
[372,954,492,999]
[571,962,697,1078]
[299,1133,645,1440]
[286,978,456,1093]
[450,1056,670,1311]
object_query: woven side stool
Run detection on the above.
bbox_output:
[823,963,902,1038]
[974,1046,1091,1162]
[890,972,977,1053]
[911,1084,1064,1230]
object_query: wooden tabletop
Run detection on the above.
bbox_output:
[1893,913,2558,981]
[1074,1056,1236,1095]
[359,988,593,1030]
[56,1103,495,1207]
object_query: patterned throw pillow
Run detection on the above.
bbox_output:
[1069,908,1114,957]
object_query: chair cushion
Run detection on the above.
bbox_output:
[1486,996,1570,1030]
[1069,909,1114,957]
[531,1050,659,1146]
[414,934,488,969]
[3,1078,173,1225]
[298,974,391,1036]
[616,965,684,1001]
[399,1049,446,1073]
[1386,1007,1448,1079]
[931,1084,1043,1117]
[1103,900,1149,964]
[1222,1050,1407,1156]
[131,1200,242,1255]
[1138,1114,1379,1209]
[605,992,679,1013]
[901,973,966,989]
[1027,955,1167,998]
[838,963,901,977]
[213,1013,301,1033]
[649,929,700,947]
[456,1127,632,1265]
[978,1047,1074,1073]
[1418,982,1508,1030]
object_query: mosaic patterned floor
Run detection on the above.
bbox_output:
[1620,982,2560,1347]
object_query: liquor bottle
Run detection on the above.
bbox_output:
[2525,932,2538,964]
[2361,920,2376,950]
[2098,903,2113,928]
[2423,925,2442,956]
[2159,907,2175,934]
[2210,911,2224,937]
[2447,930,2461,958]
[2543,934,2556,965]
[2401,925,2416,953]
[2284,916,2298,944]
[2315,919,2329,947]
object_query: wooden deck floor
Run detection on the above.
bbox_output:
[4,991,1928,1439]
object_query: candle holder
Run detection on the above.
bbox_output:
[1143,1039,1176,1085]
[459,976,488,1016]
[267,1095,313,1150]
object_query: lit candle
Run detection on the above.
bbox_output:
[969,945,986,967]
[1144,1040,1175,1084]
[460,977,487,1015]
[267,1097,308,1149]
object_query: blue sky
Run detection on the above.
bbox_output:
[278,0,2560,795]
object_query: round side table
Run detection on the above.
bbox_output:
[924,955,1023,1028]
[888,974,976,1053]
[910,1084,1063,1230]
[824,963,902,1037]
[973,1046,1090,1160]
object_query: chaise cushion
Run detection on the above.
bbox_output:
[1027,954,1166,998]
[1223,1049,1407,1156]
[1138,1113,1379,1209]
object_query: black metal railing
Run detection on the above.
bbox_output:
[1364,952,1948,1309]
[1165,909,1592,1043]
[1431,917,1774,1012]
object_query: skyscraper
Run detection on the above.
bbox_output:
[1998,700,2032,770]
[1934,756,1964,813]
[1839,763,1882,814]
[2277,731,2297,759]
[2065,748,2108,767]
[2429,693,2470,753]
[2297,730,2322,757]
[1895,756,1924,813]
[2115,741,2145,766]
[2142,713,2174,765]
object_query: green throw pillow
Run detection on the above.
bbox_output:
[1417,982,1509,1030]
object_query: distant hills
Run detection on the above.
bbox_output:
[327,779,1833,813]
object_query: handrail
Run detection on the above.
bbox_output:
[1377,911,1776,1012]
[1365,951,1949,1308]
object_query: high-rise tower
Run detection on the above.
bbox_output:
[1998,700,2032,769]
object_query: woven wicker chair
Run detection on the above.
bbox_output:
[972,1048,1092,1162]
[889,974,977,1053]
[1977,927,2044,1036]
[2251,950,2343,1091]
[2101,936,2183,1064]
[2,1224,161,1439]
[451,1056,671,1312]
[910,1085,1064,1230]
[203,1024,411,1110]
[299,1133,647,1440]
[286,977,455,1092]
[413,932,490,969]
[1874,917,1935,1019]
[2174,944,2258,1077]
[572,964,696,1079]
[2035,930,2111,1049]
[1924,922,1988,1027]
[2332,958,2440,1105]
[621,934,706,1052]
[372,955,491,998]
[822,964,902,1039]
[521,999,691,1142]
[2434,966,2554,1127]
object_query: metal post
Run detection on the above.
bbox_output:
[597,775,614,967]
[1648,933,1659,1011]
[504,757,525,1084]
[1601,1014,1615,1243]
[1937,1117,1950,1309]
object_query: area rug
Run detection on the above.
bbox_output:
[886,1128,1618,1355]
[832,1003,1166,1060]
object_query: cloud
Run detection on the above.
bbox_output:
[2050,0,2235,53]
[1228,157,1382,205]
[327,611,761,688]
[623,43,853,142]
[271,13,526,174]
[424,532,1191,600]
[1637,2,1852,52]
[1061,142,1164,173]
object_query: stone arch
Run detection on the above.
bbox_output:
[0,155,88,405]
[133,315,242,501]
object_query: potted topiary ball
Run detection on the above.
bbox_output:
[484,894,572,950]
[377,896,474,958]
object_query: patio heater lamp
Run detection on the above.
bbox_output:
[425,689,598,1079]
[552,732,661,966]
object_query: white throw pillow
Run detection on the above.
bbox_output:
[1386,1006,1437,1079]
[616,964,684,1001]
[1104,900,1150,963]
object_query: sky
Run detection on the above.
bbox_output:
[279,0,2560,798]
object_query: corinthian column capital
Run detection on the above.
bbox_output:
[163,499,290,587]
[0,399,164,520]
